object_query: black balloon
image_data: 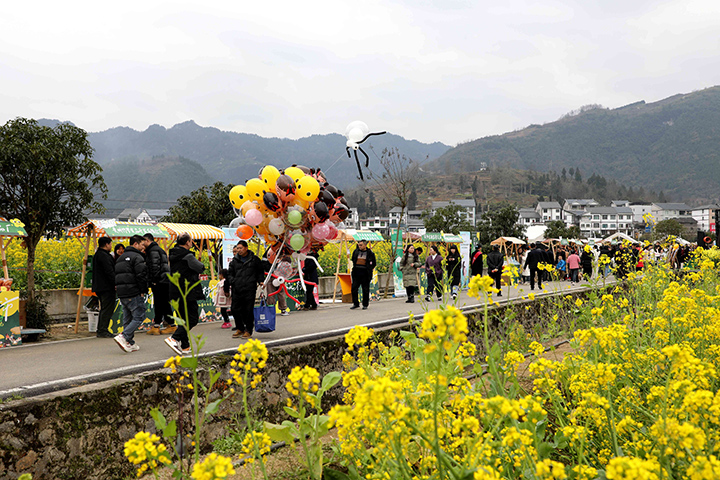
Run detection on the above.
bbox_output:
[333,203,350,221]
[319,189,335,207]
[313,201,330,222]
[295,164,312,175]
[340,197,349,208]
[325,184,343,199]
[263,191,281,212]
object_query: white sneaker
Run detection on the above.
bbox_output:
[114,334,131,353]
[164,336,183,355]
[127,344,140,352]
[281,311,289,316]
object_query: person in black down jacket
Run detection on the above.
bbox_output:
[91,236,116,338]
[163,233,205,355]
[580,247,593,280]
[350,240,377,310]
[226,240,264,338]
[113,235,148,352]
[143,233,174,336]
[486,245,504,297]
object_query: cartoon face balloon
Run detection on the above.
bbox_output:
[296,176,320,203]
[263,191,282,212]
[229,185,248,208]
[260,165,280,192]
[276,174,296,203]
[245,178,266,202]
[284,166,305,183]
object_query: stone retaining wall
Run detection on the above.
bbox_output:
[0,288,596,479]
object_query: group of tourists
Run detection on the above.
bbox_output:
[91,234,323,355]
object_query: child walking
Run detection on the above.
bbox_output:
[214,269,232,329]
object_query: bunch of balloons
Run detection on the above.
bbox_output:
[228,165,350,262]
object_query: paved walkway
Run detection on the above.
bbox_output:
[0,279,606,400]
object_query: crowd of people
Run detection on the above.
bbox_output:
[92,232,699,355]
[91,234,322,355]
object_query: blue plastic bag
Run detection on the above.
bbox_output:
[254,298,276,333]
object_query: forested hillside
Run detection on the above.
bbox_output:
[430,86,720,203]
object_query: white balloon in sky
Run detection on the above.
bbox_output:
[345,121,369,149]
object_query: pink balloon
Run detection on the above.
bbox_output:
[245,209,263,226]
[312,222,329,240]
[326,222,338,240]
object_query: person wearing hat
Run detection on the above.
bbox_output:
[350,240,376,310]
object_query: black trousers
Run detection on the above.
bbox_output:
[151,283,173,326]
[529,266,542,290]
[232,296,256,334]
[97,291,115,335]
[171,298,199,350]
[490,272,502,292]
[406,285,416,299]
[305,283,317,308]
[351,268,371,307]
[427,272,443,299]
[220,307,229,322]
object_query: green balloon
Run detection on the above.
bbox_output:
[290,233,305,251]
[287,210,303,225]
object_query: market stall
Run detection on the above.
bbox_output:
[490,236,526,261]
[332,230,383,304]
[0,218,26,346]
[158,223,224,280]
[66,220,171,333]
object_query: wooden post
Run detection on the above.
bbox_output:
[208,239,216,281]
[332,238,345,304]
[0,236,10,279]
[74,229,93,333]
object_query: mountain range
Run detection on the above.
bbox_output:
[429,86,720,203]
[39,85,720,211]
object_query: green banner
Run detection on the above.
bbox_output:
[422,232,443,242]
[0,291,22,347]
[0,221,26,237]
[352,231,384,242]
[105,224,169,239]
[109,279,220,334]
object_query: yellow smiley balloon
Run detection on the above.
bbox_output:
[260,165,281,192]
[245,178,266,201]
[284,166,305,183]
[228,185,247,208]
[296,175,320,202]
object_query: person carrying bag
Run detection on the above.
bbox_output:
[254,294,276,333]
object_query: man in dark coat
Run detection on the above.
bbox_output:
[486,245,504,297]
[143,233,174,335]
[350,240,377,310]
[524,243,545,291]
[91,236,116,338]
[164,233,205,355]
[226,240,264,338]
[113,235,148,352]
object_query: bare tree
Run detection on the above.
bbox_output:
[369,147,421,297]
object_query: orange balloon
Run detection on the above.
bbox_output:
[236,225,254,240]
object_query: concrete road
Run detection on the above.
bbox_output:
[0,279,597,399]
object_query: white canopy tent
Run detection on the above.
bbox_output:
[601,232,639,244]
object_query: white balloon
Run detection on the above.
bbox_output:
[268,218,285,235]
[345,120,369,147]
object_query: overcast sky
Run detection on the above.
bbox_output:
[1,0,718,145]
